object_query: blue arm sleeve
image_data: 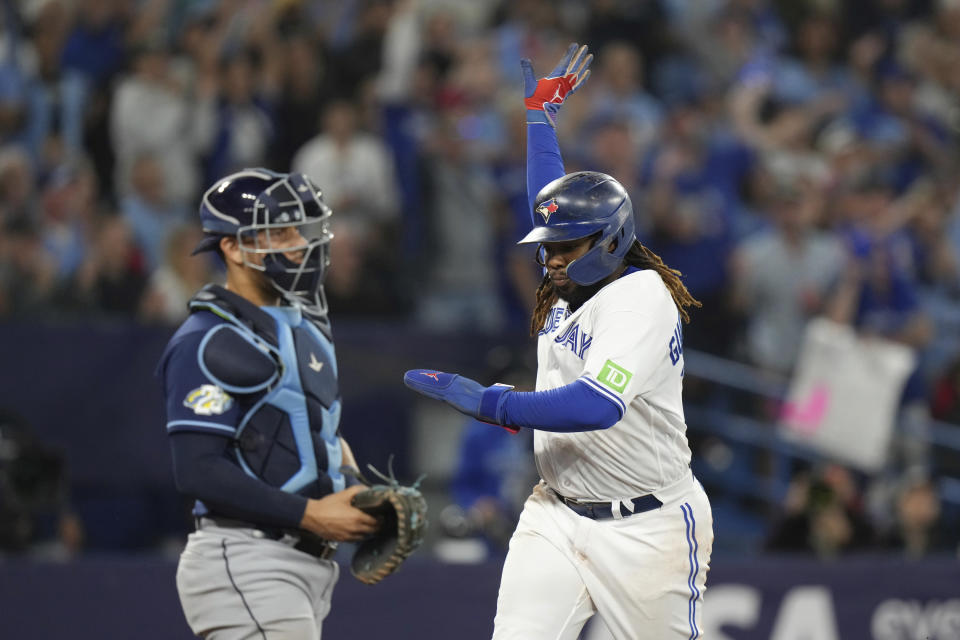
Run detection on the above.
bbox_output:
[500,379,623,432]
[527,121,566,215]
[169,431,308,529]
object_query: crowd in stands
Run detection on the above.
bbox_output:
[1,0,959,557]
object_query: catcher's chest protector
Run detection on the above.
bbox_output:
[189,285,345,497]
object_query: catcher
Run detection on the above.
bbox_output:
[159,169,425,640]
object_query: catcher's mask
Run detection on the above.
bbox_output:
[193,168,333,316]
[518,171,635,285]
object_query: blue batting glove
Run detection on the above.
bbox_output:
[404,369,518,431]
[521,42,593,128]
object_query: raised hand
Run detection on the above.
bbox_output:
[521,43,593,127]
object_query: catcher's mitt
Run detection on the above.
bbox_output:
[347,459,427,585]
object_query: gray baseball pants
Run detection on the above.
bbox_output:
[176,522,339,639]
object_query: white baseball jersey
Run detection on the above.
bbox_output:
[534,268,691,501]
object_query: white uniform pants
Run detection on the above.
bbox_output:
[493,472,713,640]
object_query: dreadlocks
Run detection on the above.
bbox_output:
[529,239,701,336]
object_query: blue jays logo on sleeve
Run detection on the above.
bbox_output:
[184,384,234,415]
[536,198,559,223]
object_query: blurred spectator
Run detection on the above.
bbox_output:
[202,8,281,184]
[14,0,84,169]
[120,152,189,271]
[267,27,333,170]
[849,62,952,192]
[38,160,99,282]
[900,178,960,379]
[728,49,839,186]
[729,172,845,374]
[825,172,935,473]
[293,99,400,241]
[876,469,950,558]
[680,2,766,89]
[293,98,402,314]
[639,93,752,355]
[326,0,396,100]
[930,352,960,480]
[110,36,213,209]
[898,1,960,139]
[843,0,931,67]
[582,0,671,68]
[59,0,126,88]
[766,463,877,557]
[771,9,860,109]
[932,355,960,425]
[138,223,218,325]
[825,173,933,350]
[68,214,148,315]
[416,110,503,331]
[574,40,664,158]
[444,422,534,554]
[0,215,57,315]
[0,144,37,225]
[439,351,537,557]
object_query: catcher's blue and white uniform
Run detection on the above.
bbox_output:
[158,169,348,640]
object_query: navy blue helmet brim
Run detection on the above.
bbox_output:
[191,234,225,255]
[517,223,598,245]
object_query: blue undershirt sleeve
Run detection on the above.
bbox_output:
[527,121,566,215]
[500,378,623,432]
[169,430,308,529]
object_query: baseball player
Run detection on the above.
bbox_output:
[403,44,713,639]
[156,169,379,639]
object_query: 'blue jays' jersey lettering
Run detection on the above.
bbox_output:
[539,306,592,360]
[553,321,593,360]
[538,307,571,336]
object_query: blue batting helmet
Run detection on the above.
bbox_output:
[193,168,333,315]
[518,171,635,285]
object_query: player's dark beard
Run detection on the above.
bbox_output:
[551,278,606,312]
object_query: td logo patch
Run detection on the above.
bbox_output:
[598,360,633,393]
[184,384,234,416]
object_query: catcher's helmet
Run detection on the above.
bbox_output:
[518,171,635,285]
[193,168,333,316]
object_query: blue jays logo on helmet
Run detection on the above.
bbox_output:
[193,168,334,316]
[536,198,559,223]
[519,171,636,285]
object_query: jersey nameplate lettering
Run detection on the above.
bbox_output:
[669,318,684,365]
